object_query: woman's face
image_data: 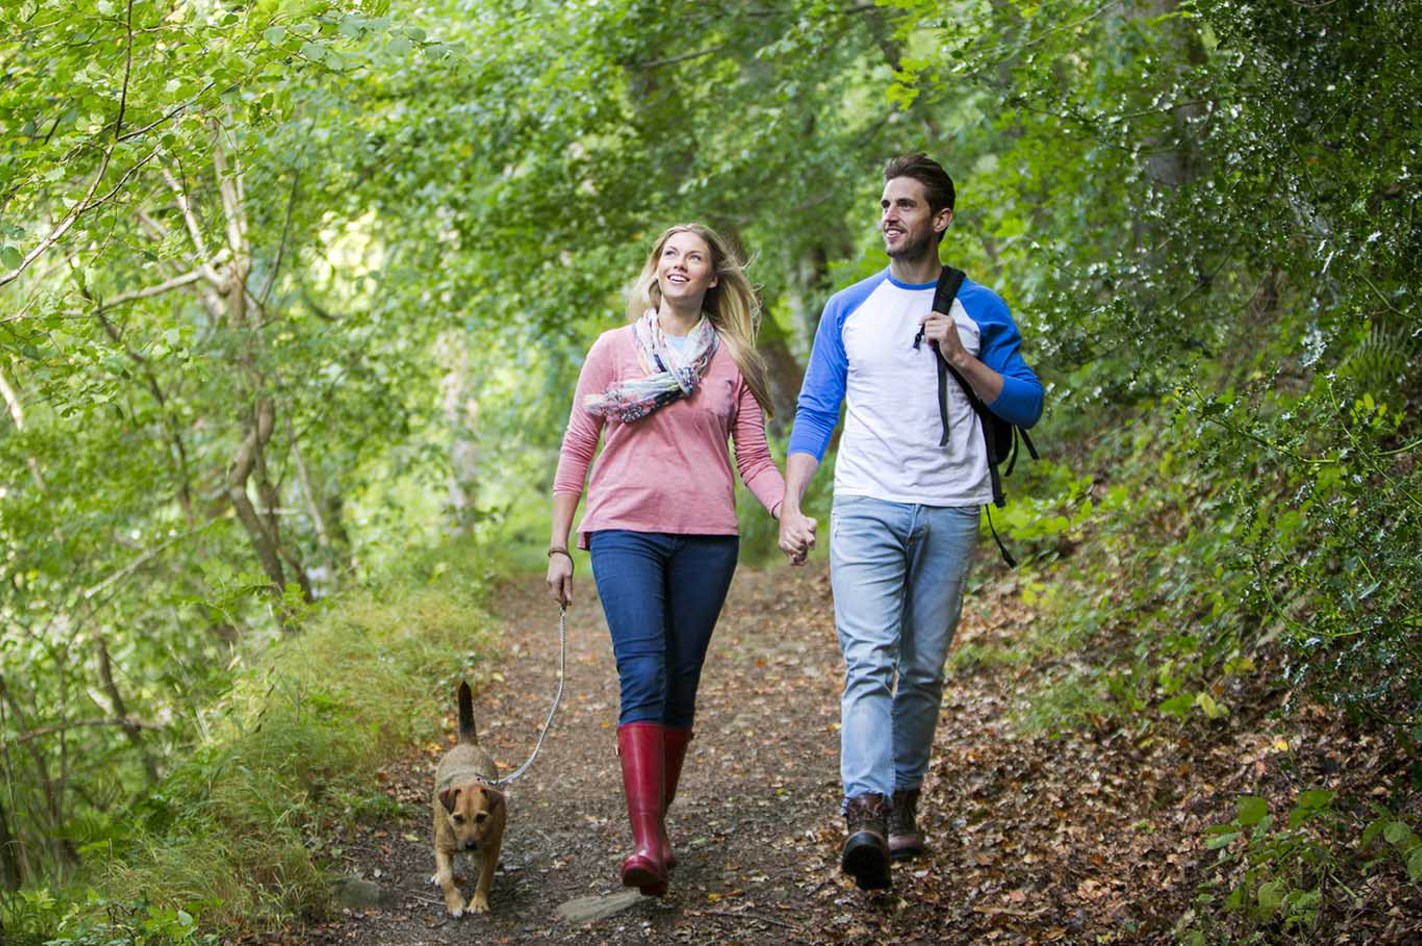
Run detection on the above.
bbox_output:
[655,230,718,307]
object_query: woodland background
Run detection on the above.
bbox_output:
[1,0,1418,943]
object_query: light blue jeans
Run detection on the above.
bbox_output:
[830,495,979,801]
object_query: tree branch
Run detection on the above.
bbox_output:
[0,366,25,431]
[116,82,216,143]
[99,268,207,306]
[259,166,302,306]
[161,166,214,262]
[633,45,728,69]
[94,634,160,785]
[114,0,135,139]
[0,148,160,290]
[0,365,46,490]
[0,1,141,289]
[82,527,204,602]
[4,717,161,746]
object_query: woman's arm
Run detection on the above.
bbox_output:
[546,491,580,606]
[730,381,786,519]
[546,333,614,605]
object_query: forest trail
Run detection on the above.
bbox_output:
[299,562,1409,946]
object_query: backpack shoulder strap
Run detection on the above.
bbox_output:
[932,266,966,316]
[930,267,968,446]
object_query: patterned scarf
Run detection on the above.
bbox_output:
[583,311,720,423]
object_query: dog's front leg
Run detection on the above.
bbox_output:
[433,847,466,917]
[469,847,497,913]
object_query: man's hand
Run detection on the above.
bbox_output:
[778,508,817,566]
[918,310,1007,403]
[918,310,970,369]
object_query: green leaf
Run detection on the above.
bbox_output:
[1362,816,1390,847]
[1195,691,1229,719]
[1205,825,1239,849]
[0,245,21,270]
[1236,795,1269,827]
[1383,821,1411,845]
[1407,847,1422,882]
[1256,879,1284,918]
[1158,692,1194,719]
[263,26,286,45]
[1288,788,1335,826]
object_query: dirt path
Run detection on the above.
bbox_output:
[303,562,1419,946]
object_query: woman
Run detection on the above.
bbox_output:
[547,224,797,897]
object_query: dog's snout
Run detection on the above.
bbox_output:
[463,839,480,851]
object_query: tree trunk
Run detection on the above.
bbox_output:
[1138,0,1208,191]
[208,134,313,608]
[756,315,804,436]
[94,635,160,786]
[0,797,23,891]
[0,365,46,490]
[0,673,74,872]
[436,330,480,533]
[228,397,288,589]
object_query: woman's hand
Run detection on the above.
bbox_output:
[547,550,574,606]
[778,509,817,567]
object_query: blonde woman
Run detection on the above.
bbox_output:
[547,224,807,896]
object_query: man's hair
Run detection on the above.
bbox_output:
[883,153,956,214]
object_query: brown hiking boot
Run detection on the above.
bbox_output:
[840,794,892,890]
[888,789,925,862]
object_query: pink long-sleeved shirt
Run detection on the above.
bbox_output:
[553,325,785,549]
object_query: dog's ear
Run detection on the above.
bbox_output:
[484,787,505,811]
[439,786,460,814]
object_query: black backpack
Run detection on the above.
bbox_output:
[920,266,1040,566]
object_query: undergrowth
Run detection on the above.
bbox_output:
[983,347,1422,939]
[1,545,497,944]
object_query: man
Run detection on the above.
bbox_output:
[778,153,1043,890]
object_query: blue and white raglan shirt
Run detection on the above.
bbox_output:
[788,269,1043,507]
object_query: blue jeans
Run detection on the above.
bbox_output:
[589,530,740,727]
[830,495,979,800]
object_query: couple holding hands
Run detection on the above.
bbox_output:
[546,153,1044,895]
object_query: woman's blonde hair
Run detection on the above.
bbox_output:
[626,223,773,417]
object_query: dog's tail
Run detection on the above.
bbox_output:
[456,680,478,745]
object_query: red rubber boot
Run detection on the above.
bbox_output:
[661,727,694,869]
[617,722,669,896]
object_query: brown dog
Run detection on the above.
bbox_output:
[431,681,506,916]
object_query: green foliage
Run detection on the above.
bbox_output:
[1197,791,1337,936]
[3,0,1420,939]
[1362,809,1422,885]
[2,548,493,940]
[1185,792,1422,944]
[4,889,219,946]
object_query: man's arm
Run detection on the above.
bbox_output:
[777,452,820,566]
[919,293,1043,427]
[918,311,1003,403]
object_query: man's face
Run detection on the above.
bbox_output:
[880,177,952,262]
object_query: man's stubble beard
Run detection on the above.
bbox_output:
[887,234,938,265]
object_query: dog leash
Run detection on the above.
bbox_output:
[488,603,567,786]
